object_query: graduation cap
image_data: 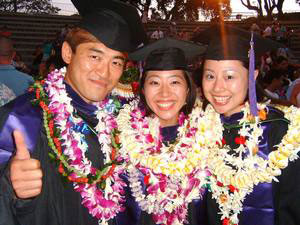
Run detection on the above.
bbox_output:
[192,24,283,116]
[129,37,206,71]
[71,0,147,52]
[192,24,283,61]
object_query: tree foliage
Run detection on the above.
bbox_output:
[198,0,231,21]
[0,0,60,14]
[122,0,231,21]
[240,0,285,19]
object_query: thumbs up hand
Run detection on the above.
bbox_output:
[10,130,43,199]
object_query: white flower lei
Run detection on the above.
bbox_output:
[199,102,300,224]
[43,67,126,225]
[117,99,210,225]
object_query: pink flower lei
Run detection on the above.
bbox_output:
[32,67,126,225]
[117,100,210,225]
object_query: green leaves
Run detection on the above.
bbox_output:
[119,67,139,84]
[0,0,60,14]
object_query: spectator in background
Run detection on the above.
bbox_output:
[150,26,164,40]
[0,36,33,96]
[286,68,300,106]
[31,45,43,77]
[250,23,261,35]
[263,24,272,38]
[274,55,300,82]
[0,82,16,106]
[38,54,65,79]
[263,69,285,99]
[42,39,53,62]
[272,22,288,46]
[0,25,12,37]
[12,51,30,74]
[274,55,289,71]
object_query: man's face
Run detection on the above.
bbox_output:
[63,41,126,103]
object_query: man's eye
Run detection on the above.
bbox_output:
[113,60,125,67]
[90,55,100,60]
[171,80,180,85]
[149,80,159,85]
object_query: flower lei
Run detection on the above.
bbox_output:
[117,99,210,225]
[111,66,140,99]
[30,67,126,225]
[200,102,300,225]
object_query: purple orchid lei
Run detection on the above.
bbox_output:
[43,67,126,225]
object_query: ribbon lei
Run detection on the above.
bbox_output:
[248,32,258,116]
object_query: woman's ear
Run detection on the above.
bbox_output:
[254,69,259,80]
[61,41,73,64]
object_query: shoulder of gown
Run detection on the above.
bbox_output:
[0,92,42,170]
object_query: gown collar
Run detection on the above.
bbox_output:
[65,82,98,117]
[220,111,244,125]
[160,125,179,143]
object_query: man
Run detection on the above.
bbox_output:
[150,26,164,40]
[0,36,33,97]
[0,0,147,225]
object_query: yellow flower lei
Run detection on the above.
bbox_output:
[200,103,300,224]
[117,99,209,176]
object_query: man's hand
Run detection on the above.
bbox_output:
[10,130,43,199]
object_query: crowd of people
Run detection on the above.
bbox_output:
[0,23,70,107]
[147,19,299,107]
[0,1,299,225]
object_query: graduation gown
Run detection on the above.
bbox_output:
[206,107,300,225]
[0,85,140,225]
[132,125,208,225]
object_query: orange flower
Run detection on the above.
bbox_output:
[252,146,259,155]
[258,109,267,121]
[220,194,227,203]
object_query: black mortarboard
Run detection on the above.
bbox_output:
[193,24,283,116]
[71,0,147,52]
[192,24,283,61]
[129,37,206,71]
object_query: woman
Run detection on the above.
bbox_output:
[117,37,209,225]
[194,24,300,225]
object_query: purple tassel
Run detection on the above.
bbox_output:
[248,32,258,116]
[139,61,143,77]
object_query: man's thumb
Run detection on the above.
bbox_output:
[13,130,30,160]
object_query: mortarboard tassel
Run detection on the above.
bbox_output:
[248,32,258,116]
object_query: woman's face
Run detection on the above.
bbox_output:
[144,70,188,127]
[202,60,249,117]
